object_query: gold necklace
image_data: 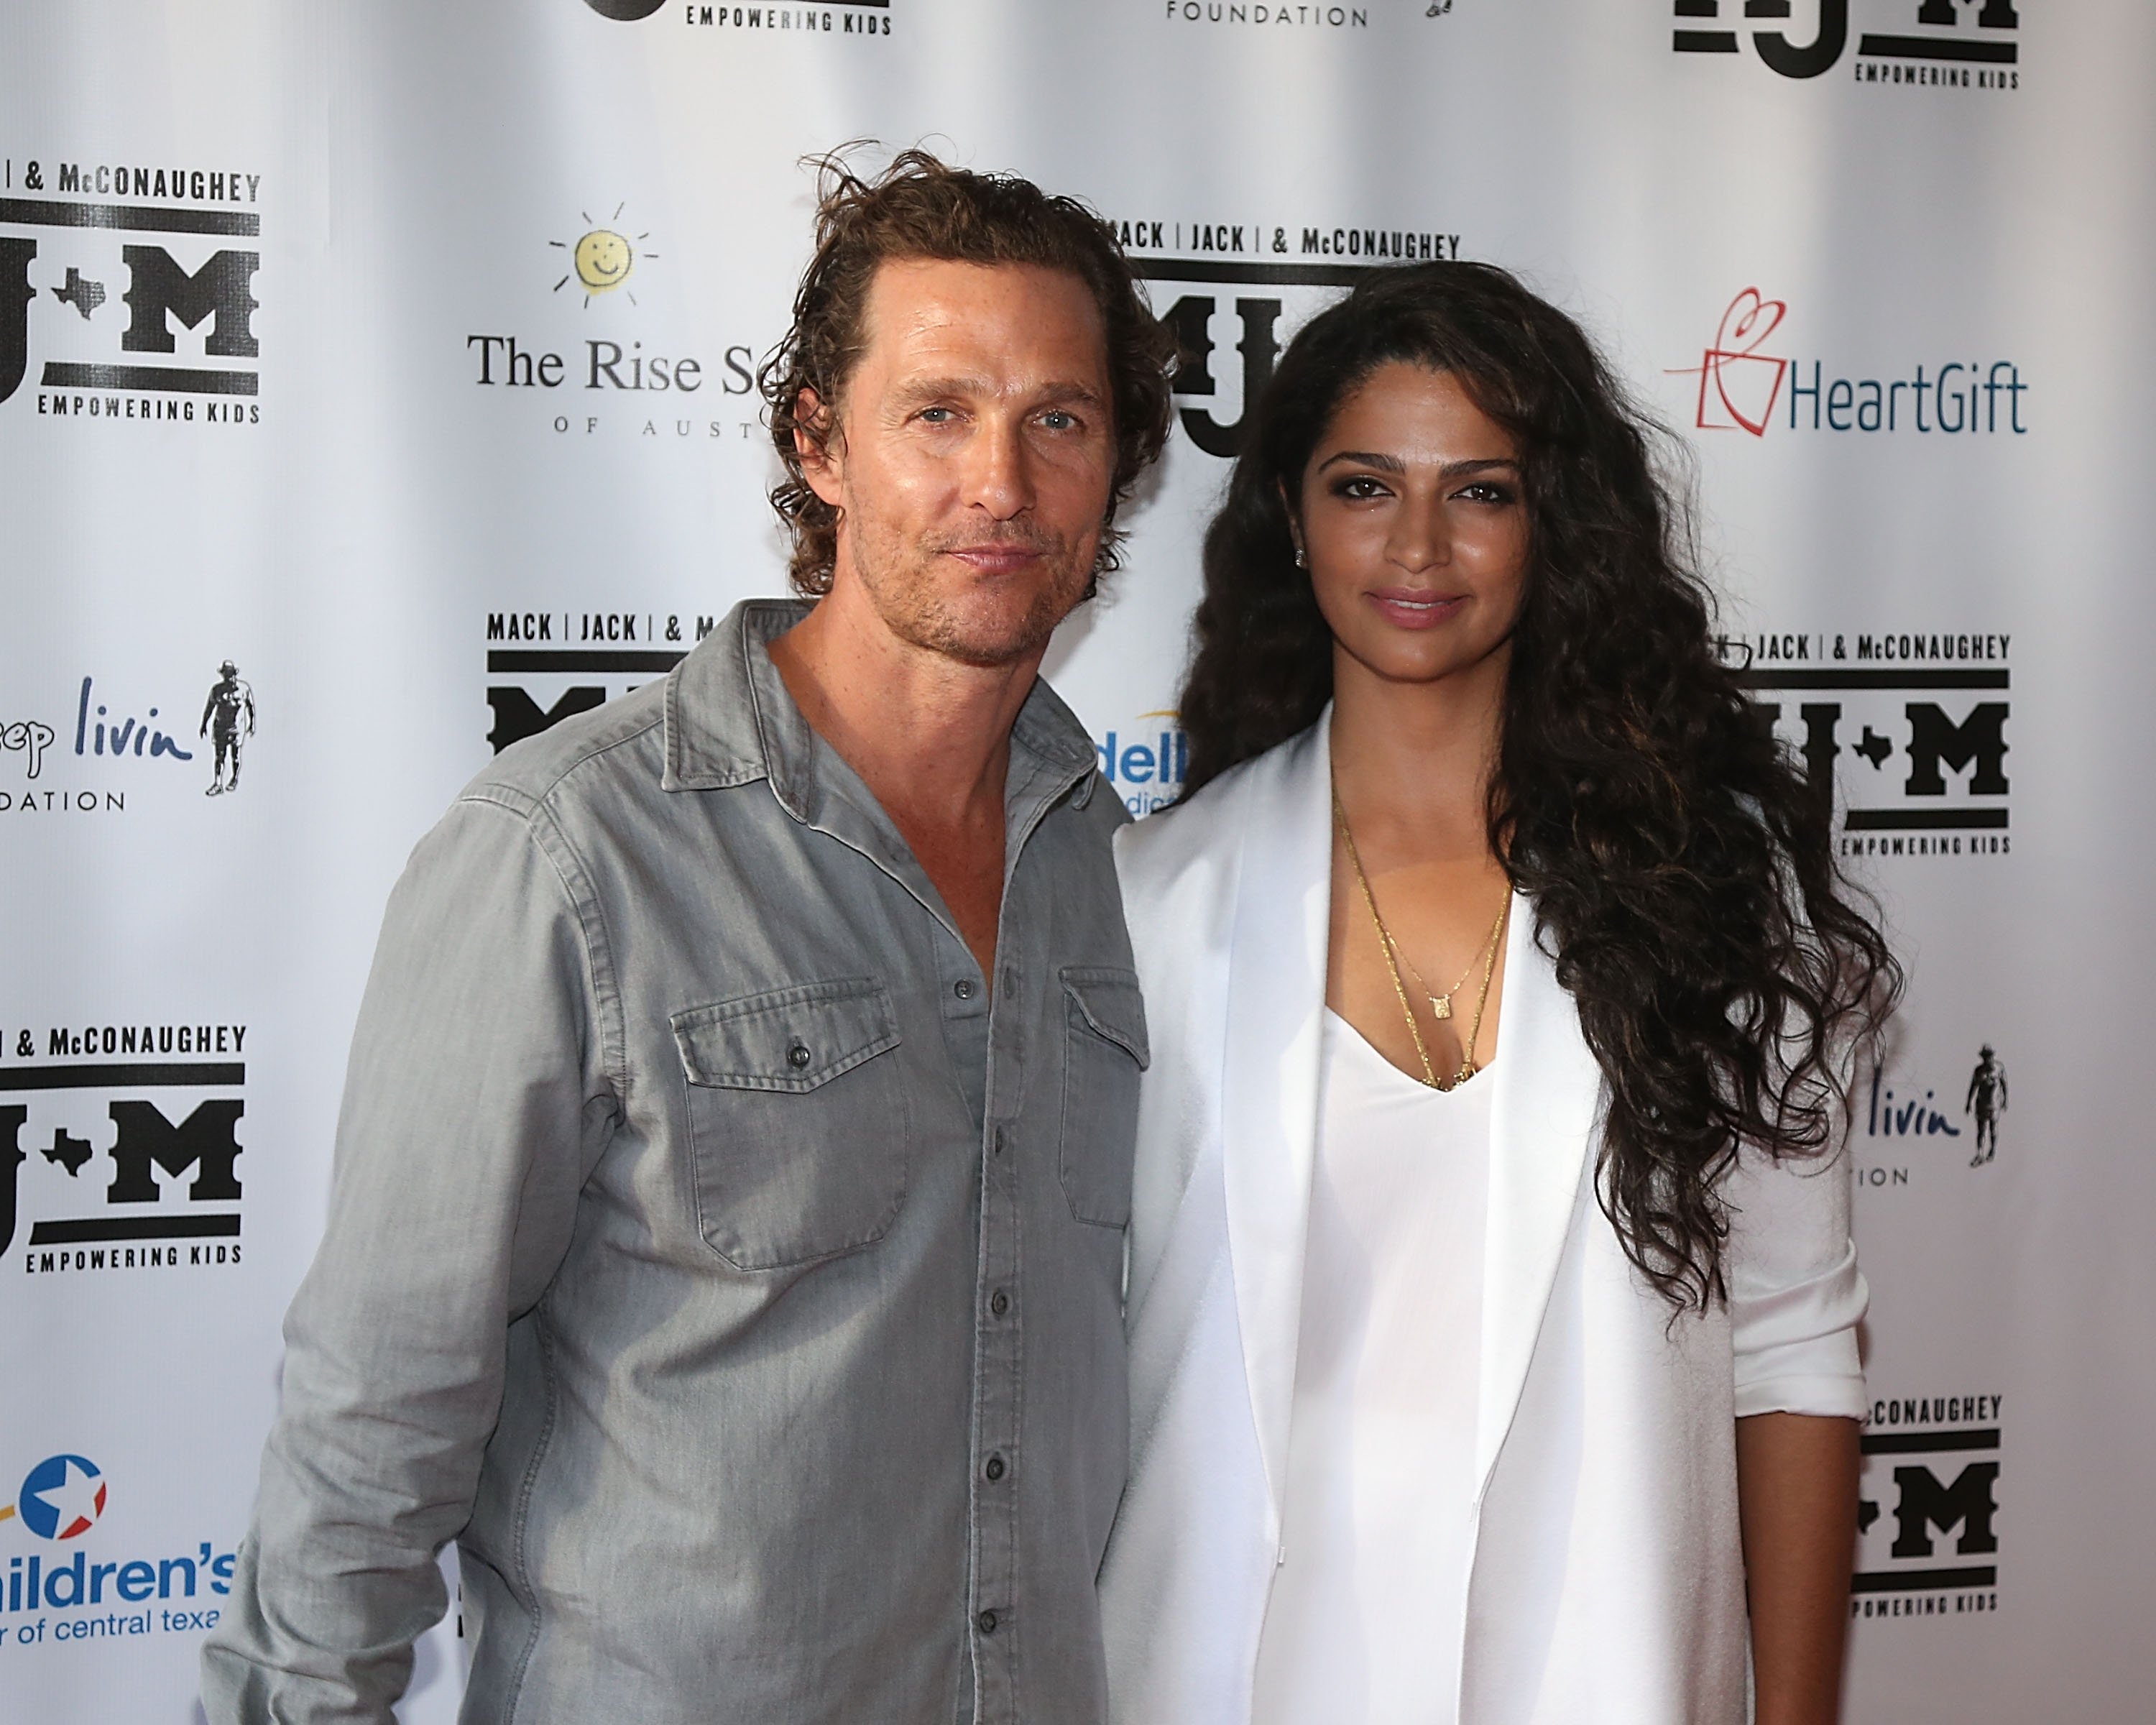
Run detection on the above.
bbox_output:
[1332,785,1509,1091]
[1392,904,1501,1022]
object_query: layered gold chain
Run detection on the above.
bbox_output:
[1332,784,1508,1091]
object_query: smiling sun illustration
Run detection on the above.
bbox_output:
[552,204,658,307]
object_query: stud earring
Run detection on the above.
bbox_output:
[1293,545,1308,569]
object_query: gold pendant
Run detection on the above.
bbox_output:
[1429,994,1453,1021]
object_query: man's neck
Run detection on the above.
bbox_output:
[767,579,1043,828]
[765,576,1047,984]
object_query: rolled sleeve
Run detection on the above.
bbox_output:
[201,793,617,1723]
[1723,1142,1868,1422]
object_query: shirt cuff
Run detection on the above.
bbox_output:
[1731,1239,1867,1420]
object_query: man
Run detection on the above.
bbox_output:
[202,150,1172,1724]
[1966,1042,2008,1166]
[200,658,254,796]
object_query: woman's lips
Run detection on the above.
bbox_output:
[1365,589,1465,630]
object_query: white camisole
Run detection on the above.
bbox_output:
[1250,1008,1493,1725]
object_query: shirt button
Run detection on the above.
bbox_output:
[953,978,976,1001]
[786,1042,811,1070]
[977,1609,1000,1636]
[985,1454,1007,1482]
[989,1289,1010,1317]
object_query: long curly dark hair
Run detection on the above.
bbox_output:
[1180,261,1899,1310]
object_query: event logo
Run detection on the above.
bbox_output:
[0,156,262,422]
[2,1456,109,1542]
[552,204,658,309]
[0,1025,248,1275]
[1854,1394,2001,1615]
[2,664,261,815]
[483,610,709,753]
[1097,713,1189,816]
[1962,1042,2007,1166]
[1672,0,2019,86]
[1674,289,2027,436]
[1163,4,1373,27]
[0,1449,238,1642]
[198,659,255,796]
[584,0,898,35]
[1730,629,2010,857]
[465,213,755,443]
[1675,288,1789,435]
[1108,216,1462,459]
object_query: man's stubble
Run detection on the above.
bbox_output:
[841,503,1100,671]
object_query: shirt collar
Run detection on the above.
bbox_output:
[661,597,1102,813]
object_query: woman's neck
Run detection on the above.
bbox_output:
[1327,640,1508,862]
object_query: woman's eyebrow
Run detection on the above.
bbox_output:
[1316,448,1407,474]
[1315,451,1520,477]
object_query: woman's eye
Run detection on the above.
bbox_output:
[1336,476,1390,500]
[1458,482,1516,505]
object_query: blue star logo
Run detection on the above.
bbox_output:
[11,1454,108,1541]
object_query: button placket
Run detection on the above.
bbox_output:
[969,1032,1023,1716]
[968,1108,1023,1716]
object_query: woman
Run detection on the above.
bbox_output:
[1098,263,1898,1725]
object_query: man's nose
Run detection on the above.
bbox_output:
[965,414,1036,521]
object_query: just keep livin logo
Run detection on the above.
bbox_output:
[0,155,262,424]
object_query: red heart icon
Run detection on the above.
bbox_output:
[1671,287,1792,436]
[1713,287,1787,359]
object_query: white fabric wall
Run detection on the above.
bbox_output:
[1,1,2150,1717]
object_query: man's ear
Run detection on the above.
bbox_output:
[795,388,845,510]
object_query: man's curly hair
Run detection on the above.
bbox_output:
[759,147,1175,597]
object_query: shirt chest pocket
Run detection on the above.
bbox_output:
[670,978,910,1271]
[1058,966,1148,1229]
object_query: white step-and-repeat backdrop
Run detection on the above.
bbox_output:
[3,1,2151,1718]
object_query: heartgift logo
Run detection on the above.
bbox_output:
[1672,288,1789,436]
[1670,289,2027,438]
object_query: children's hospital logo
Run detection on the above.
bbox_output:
[1,1455,109,1542]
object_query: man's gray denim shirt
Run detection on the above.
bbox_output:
[201,600,1145,1725]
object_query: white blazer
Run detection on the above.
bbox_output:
[1099,713,1866,1725]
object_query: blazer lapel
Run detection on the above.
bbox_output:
[1475,903,1602,1496]
[1219,714,1335,1524]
